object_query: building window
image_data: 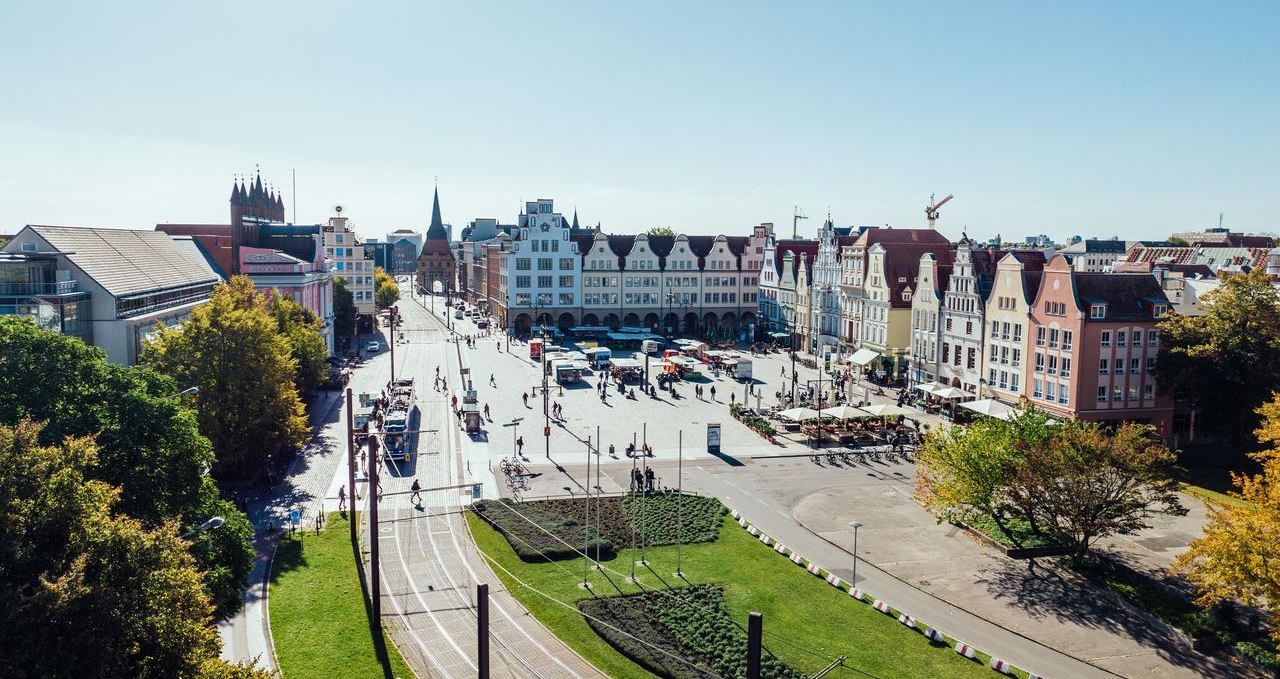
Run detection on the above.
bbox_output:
[1113,387,1124,401]
[1036,327,1045,346]
[1147,357,1156,372]
[516,293,531,306]
[1012,348,1021,367]
[1011,374,1019,392]
[1144,383,1154,399]
[1115,360,1125,374]
[515,275,530,288]
[516,258,531,271]
[1154,304,1168,317]
[560,258,574,270]
[1049,328,1059,348]
[1061,330,1072,350]
[1117,330,1127,347]
[967,348,976,370]
[1149,330,1160,346]
[1099,358,1109,374]
[559,293,574,305]
[559,276,574,288]
[990,321,999,338]
[1047,355,1058,375]
[1013,324,1022,342]
[1058,385,1068,404]
[1035,353,1044,372]
[1101,331,1111,347]
[538,258,553,271]
[1091,304,1106,319]
[1098,386,1107,403]
[538,275,552,288]
[1131,357,1141,373]
[1132,329,1143,345]
[1061,357,1071,377]
[945,317,953,331]
[1034,379,1044,399]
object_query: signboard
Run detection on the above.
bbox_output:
[707,422,722,455]
[289,509,301,527]
[471,483,482,499]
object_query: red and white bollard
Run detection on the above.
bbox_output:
[790,552,804,565]
[954,642,976,659]
[989,658,1013,675]
[849,587,864,601]
[872,599,891,614]
[827,573,842,588]
[807,563,822,576]
[923,627,944,642]
[898,613,916,628]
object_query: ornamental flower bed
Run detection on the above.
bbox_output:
[579,584,804,679]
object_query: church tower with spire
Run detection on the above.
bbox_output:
[416,186,457,300]
[229,168,287,274]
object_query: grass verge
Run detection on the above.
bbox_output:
[963,514,1063,549]
[269,513,416,679]
[468,509,1012,679]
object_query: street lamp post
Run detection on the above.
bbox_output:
[181,516,225,539]
[850,520,863,585]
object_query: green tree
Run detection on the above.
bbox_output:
[647,226,677,236]
[1174,395,1280,661]
[144,276,309,479]
[0,316,254,616]
[266,289,328,395]
[333,276,357,342]
[915,407,1054,532]
[0,420,258,679]
[1157,268,1280,441]
[1008,420,1185,559]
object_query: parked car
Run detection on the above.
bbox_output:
[366,341,380,352]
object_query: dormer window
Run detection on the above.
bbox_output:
[1090,304,1106,319]
[1153,303,1168,317]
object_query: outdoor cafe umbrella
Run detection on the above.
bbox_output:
[930,385,969,400]
[777,407,822,422]
[821,404,870,420]
[859,403,911,418]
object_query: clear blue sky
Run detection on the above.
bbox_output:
[2,1,1276,243]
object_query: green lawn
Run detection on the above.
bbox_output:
[468,510,1016,679]
[269,513,417,679]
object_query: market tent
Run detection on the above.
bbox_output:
[820,404,869,420]
[849,348,879,366]
[958,399,1016,420]
[777,407,822,422]
[859,403,912,417]
[914,382,938,395]
[609,357,644,369]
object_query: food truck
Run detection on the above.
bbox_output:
[723,356,753,380]
[552,359,585,384]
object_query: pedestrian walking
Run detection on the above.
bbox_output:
[517,436,524,455]
[710,385,717,401]
[730,392,735,405]
[360,450,367,472]
[410,479,422,504]
[338,485,347,512]
[644,467,655,492]
[522,393,529,407]
[490,374,496,387]
[483,403,490,420]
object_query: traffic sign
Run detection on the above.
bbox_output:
[289,509,301,526]
[471,483,482,499]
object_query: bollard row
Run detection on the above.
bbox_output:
[731,510,1047,679]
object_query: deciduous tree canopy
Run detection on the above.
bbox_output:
[266,289,328,395]
[1157,268,1280,441]
[1175,395,1280,661]
[143,276,309,480]
[0,316,254,616]
[0,420,270,679]
[333,276,357,341]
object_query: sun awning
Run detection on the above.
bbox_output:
[931,385,970,400]
[777,407,822,422]
[849,348,880,366]
[859,403,912,417]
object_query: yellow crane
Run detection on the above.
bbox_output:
[925,193,954,228]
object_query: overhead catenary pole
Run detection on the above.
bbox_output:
[746,612,763,679]
[676,429,684,577]
[595,424,602,564]
[477,583,490,679]
[630,431,638,581]
[640,424,648,566]
[583,433,591,588]
[346,388,357,545]
[369,434,382,622]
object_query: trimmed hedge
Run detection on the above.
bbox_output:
[472,499,613,561]
[623,493,726,546]
[580,584,804,679]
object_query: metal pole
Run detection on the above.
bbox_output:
[542,318,550,459]
[640,428,648,565]
[346,388,357,545]
[676,429,683,577]
[477,583,490,679]
[389,308,396,384]
[583,433,591,587]
[630,437,637,581]
[850,521,862,585]
[369,435,381,622]
[746,612,763,679]
[595,424,602,564]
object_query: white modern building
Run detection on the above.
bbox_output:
[501,199,582,332]
[323,216,375,316]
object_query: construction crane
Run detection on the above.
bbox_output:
[792,206,808,239]
[925,193,954,228]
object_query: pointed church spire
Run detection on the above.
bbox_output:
[425,185,447,240]
[572,208,580,231]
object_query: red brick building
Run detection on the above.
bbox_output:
[1026,255,1173,435]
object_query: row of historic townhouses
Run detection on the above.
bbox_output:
[1027,255,1174,435]
[908,252,951,386]
[850,228,954,381]
[794,255,814,351]
[937,242,1000,397]
[808,218,855,358]
[502,199,581,333]
[981,251,1046,404]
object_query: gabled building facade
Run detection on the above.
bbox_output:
[981,251,1046,404]
[937,242,999,395]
